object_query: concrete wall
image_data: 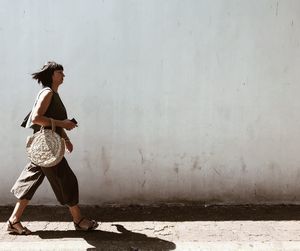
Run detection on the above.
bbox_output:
[1,0,300,205]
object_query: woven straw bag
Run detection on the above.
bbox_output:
[26,118,65,167]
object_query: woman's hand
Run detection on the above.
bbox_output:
[65,140,73,153]
[62,119,77,130]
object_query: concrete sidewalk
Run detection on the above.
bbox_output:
[1,204,300,250]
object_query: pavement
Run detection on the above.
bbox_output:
[1,204,300,250]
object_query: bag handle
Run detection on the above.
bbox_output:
[50,118,56,132]
[40,118,56,132]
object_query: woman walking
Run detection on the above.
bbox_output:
[7,61,98,235]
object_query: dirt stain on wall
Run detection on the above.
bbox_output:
[101,147,111,175]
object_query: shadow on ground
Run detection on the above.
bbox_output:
[1,204,300,222]
[32,224,176,251]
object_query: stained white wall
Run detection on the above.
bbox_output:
[1,0,300,205]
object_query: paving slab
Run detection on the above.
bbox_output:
[0,204,300,250]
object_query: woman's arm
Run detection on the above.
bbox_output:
[61,129,70,141]
[61,128,73,153]
[31,90,76,130]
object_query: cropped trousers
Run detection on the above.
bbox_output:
[11,157,79,207]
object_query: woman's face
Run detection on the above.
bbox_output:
[52,70,65,85]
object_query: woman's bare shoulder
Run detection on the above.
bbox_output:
[39,88,53,97]
[36,88,53,104]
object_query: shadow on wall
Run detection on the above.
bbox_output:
[32,224,176,251]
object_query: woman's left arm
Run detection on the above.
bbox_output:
[61,129,73,153]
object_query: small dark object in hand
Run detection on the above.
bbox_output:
[70,118,78,125]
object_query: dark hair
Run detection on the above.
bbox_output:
[32,61,64,87]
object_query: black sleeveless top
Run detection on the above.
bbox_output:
[33,91,68,136]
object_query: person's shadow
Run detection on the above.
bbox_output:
[32,224,176,251]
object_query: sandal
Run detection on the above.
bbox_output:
[74,217,98,231]
[7,220,32,235]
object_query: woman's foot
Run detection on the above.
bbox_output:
[74,218,98,231]
[7,220,32,235]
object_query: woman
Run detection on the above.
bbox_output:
[7,61,98,235]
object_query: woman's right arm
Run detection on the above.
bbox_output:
[31,90,76,130]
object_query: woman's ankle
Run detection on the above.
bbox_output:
[8,216,20,224]
[69,205,82,223]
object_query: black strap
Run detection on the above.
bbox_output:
[9,220,21,227]
[20,112,31,128]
